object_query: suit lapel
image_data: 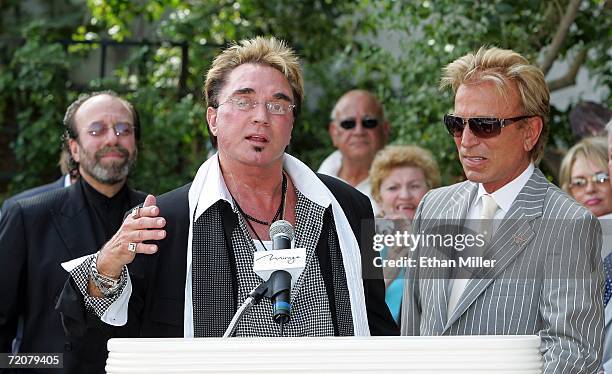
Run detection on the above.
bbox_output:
[444,169,548,331]
[422,181,476,331]
[51,183,98,259]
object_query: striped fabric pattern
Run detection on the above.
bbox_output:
[401,168,604,374]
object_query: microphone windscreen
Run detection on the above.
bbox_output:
[269,219,294,241]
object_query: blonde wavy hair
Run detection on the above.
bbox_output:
[559,136,609,194]
[440,46,549,162]
[370,145,441,203]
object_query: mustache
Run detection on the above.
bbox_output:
[95,146,129,159]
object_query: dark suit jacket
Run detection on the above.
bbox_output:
[59,174,397,341]
[0,176,67,219]
[0,183,146,374]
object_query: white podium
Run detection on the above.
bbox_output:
[106,335,542,373]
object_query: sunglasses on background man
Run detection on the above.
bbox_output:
[443,114,535,139]
[338,117,380,130]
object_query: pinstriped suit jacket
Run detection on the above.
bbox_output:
[401,168,604,374]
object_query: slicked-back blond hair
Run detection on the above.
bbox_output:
[204,36,304,148]
[370,145,441,203]
[440,46,550,162]
[559,136,609,194]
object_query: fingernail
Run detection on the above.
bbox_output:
[158,231,165,238]
[157,218,164,225]
[151,207,158,215]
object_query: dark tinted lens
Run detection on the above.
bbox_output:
[362,118,379,129]
[468,118,501,138]
[444,115,464,137]
[87,122,106,136]
[339,119,357,129]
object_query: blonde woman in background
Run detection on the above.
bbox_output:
[560,135,612,373]
[559,136,612,218]
[370,145,441,323]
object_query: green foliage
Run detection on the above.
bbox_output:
[319,0,611,183]
[1,33,72,194]
[1,0,610,200]
[127,88,207,193]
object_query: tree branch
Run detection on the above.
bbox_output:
[546,47,588,92]
[539,0,581,75]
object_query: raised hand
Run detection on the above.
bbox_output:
[95,194,166,279]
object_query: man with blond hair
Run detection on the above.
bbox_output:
[58,36,397,340]
[401,46,603,373]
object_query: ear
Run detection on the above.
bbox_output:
[522,116,543,152]
[329,122,340,147]
[206,107,219,137]
[68,138,80,163]
[382,120,391,141]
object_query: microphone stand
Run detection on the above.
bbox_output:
[223,282,269,338]
[222,272,291,338]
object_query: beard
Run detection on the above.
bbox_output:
[78,145,137,185]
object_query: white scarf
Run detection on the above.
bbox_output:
[184,153,370,336]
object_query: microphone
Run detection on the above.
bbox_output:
[268,220,295,324]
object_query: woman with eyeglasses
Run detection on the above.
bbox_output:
[369,145,441,324]
[560,136,612,373]
[559,136,612,217]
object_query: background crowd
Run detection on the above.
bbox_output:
[0,0,610,199]
[0,2,611,374]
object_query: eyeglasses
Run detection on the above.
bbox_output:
[569,172,610,190]
[86,122,135,137]
[218,96,295,115]
[338,117,380,130]
[443,114,534,139]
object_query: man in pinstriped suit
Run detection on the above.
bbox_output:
[401,46,604,374]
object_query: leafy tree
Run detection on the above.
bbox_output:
[1,0,610,200]
[323,0,611,182]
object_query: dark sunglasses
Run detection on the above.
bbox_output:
[443,114,534,139]
[339,117,380,130]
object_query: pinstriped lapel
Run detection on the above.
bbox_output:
[444,169,548,330]
[422,181,476,331]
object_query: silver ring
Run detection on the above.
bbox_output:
[131,207,140,219]
[127,242,137,253]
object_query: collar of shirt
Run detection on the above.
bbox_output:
[191,153,334,222]
[470,163,534,220]
[185,152,369,337]
[317,150,377,214]
[317,149,370,191]
[81,177,128,206]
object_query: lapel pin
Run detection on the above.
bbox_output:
[513,234,527,245]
